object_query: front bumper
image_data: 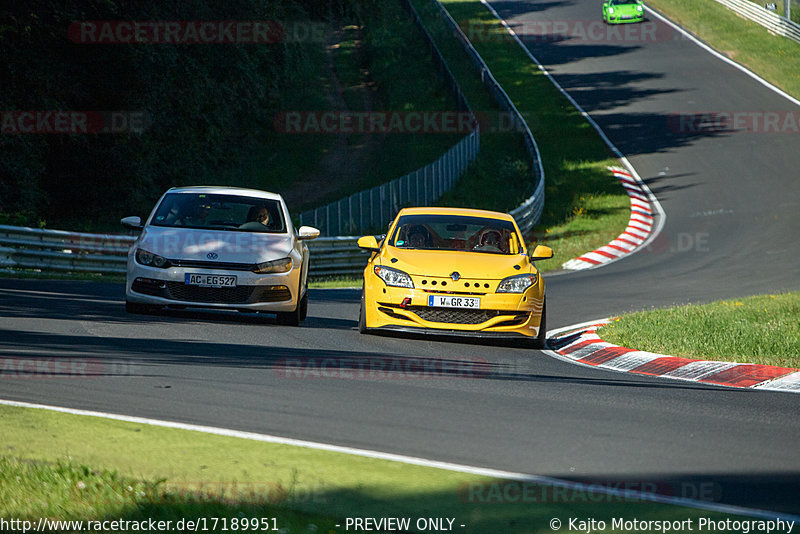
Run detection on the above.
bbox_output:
[363,275,545,338]
[607,12,644,23]
[126,261,301,311]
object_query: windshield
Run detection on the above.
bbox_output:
[610,0,641,5]
[389,214,519,255]
[149,193,286,233]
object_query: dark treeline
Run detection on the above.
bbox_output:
[0,0,377,230]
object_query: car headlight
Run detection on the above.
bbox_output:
[609,7,615,14]
[496,273,537,293]
[253,257,293,274]
[637,5,643,11]
[374,265,414,288]
[135,248,171,268]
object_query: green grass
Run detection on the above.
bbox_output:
[416,0,630,272]
[597,293,800,368]
[309,276,361,288]
[647,0,800,98]
[0,405,752,533]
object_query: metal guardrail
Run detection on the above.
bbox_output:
[298,130,479,236]
[0,224,367,278]
[429,0,546,233]
[717,0,800,43]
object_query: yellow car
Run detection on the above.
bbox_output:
[357,207,553,348]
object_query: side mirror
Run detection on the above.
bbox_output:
[121,216,143,230]
[357,235,380,252]
[297,226,320,240]
[531,244,554,261]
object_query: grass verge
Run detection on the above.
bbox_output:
[413,0,631,271]
[646,0,800,99]
[597,292,800,368]
[1,405,751,533]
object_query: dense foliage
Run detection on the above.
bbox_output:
[0,1,378,230]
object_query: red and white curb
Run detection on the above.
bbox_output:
[562,166,656,271]
[547,320,800,392]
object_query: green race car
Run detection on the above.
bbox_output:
[602,0,645,23]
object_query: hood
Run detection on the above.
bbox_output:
[610,3,642,12]
[138,226,294,263]
[380,247,530,279]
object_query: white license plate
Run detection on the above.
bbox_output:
[185,274,237,287]
[428,295,481,309]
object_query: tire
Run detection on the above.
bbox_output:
[298,291,308,321]
[125,300,151,315]
[529,299,547,350]
[358,291,368,334]
[276,286,305,326]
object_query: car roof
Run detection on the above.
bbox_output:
[165,186,283,201]
[395,206,516,222]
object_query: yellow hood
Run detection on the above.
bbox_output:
[380,246,531,279]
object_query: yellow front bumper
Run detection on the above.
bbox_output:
[363,274,545,338]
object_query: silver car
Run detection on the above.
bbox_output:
[122,186,319,325]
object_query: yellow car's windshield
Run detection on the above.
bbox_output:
[389,214,518,255]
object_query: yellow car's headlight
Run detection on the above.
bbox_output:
[496,273,537,293]
[374,265,414,288]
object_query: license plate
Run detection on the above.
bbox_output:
[428,295,481,309]
[185,273,237,287]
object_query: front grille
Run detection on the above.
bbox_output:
[409,307,522,325]
[165,282,255,304]
[169,259,256,271]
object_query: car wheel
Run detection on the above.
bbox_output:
[298,291,308,321]
[358,291,369,334]
[125,300,151,315]
[276,285,304,326]
[529,299,547,349]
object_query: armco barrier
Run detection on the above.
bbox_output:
[298,130,479,236]
[0,224,367,278]
[715,0,800,43]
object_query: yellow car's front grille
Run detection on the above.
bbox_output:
[409,307,527,325]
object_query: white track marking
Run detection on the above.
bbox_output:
[1,398,797,521]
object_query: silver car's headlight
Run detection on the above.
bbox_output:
[135,248,171,268]
[496,273,537,293]
[253,257,293,274]
[374,265,414,288]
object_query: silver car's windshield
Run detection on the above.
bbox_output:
[389,214,518,255]
[149,193,287,233]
